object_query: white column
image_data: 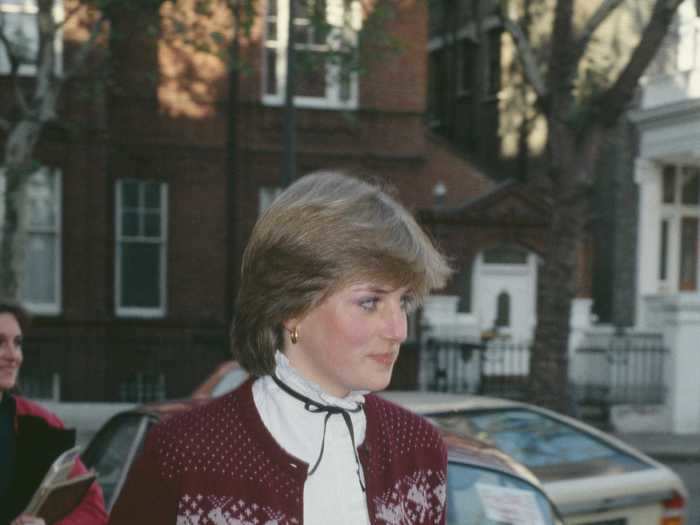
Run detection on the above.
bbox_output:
[635,158,662,328]
[645,294,700,433]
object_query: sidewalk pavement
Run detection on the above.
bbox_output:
[614,432,700,461]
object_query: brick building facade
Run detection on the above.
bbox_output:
[0,0,564,400]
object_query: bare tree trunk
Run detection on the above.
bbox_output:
[529,193,584,413]
[0,120,42,301]
[529,119,606,413]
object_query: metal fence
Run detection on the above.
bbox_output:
[421,337,530,400]
[573,331,667,406]
[420,329,668,411]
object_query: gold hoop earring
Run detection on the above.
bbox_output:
[290,327,299,344]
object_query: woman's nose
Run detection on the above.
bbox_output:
[384,304,408,342]
[0,342,21,361]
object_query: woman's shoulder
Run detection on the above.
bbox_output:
[148,379,256,446]
[13,395,65,428]
[364,393,444,448]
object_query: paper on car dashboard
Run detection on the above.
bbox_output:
[476,483,546,525]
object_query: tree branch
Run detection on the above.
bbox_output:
[576,0,625,52]
[500,15,547,100]
[547,0,575,95]
[595,0,684,127]
[0,21,31,115]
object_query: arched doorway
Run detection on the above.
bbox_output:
[471,244,537,343]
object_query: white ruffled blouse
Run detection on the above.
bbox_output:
[252,352,371,525]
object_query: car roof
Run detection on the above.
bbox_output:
[129,395,542,488]
[378,390,522,413]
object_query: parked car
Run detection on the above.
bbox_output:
[186,363,688,524]
[380,391,688,525]
[81,397,562,525]
[191,360,248,399]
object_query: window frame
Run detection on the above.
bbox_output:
[262,0,360,110]
[658,163,700,293]
[0,0,64,77]
[114,179,168,318]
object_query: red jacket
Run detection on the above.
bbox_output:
[8,396,107,525]
[109,379,447,524]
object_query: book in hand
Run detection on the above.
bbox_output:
[23,446,96,524]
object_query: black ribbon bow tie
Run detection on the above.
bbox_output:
[271,374,366,492]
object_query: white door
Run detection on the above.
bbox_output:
[472,246,537,344]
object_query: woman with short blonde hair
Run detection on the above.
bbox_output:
[111,171,452,525]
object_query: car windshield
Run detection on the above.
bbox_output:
[447,461,558,525]
[433,409,650,482]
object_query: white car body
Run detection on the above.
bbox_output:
[379,391,688,525]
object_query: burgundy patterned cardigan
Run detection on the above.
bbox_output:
[109,379,447,525]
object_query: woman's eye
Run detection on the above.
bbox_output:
[360,297,379,311]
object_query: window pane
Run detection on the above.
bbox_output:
[312,23,329,45]
[663,165,676,204]
[265,48,277,95]
[266,20,277,42]
[659,219,669,281]
[679,217,698,291]
[294,0,310,19]
[483,245,528,264]
[487,29,501,95]
[495,292,510,327]
[121,211,140,237]
[681,166,700,205]
[121,181,139,208]
[22,233,57,304]
[339,65,351,101]
[143,182,161,210]
[293,22,310,45]
[295,49,326,97]
[120,242,161,308]
[143,211,161,238]
[447,463,557,525]
[26,170,56,229]
[459,39,475,94]
[432,409,650,483]
[82,414,146,509]
[267,0,278,16]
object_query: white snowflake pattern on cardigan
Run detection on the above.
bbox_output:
[373,469,447,525]
[175,494,300,525]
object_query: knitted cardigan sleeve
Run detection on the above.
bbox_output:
[107,428,176,525]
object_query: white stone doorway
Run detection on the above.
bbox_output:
[471,245,538,343]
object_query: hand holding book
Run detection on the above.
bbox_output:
[21,446,97,525]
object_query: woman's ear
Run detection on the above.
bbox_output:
[282,318,300,332]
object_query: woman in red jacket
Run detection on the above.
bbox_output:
[0,303,107,525]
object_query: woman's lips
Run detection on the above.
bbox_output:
[369,353,397,366]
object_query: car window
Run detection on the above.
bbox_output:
[81,413,150,510]
[447,461,559,525]
[434,410,650,482]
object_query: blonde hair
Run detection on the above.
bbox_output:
[232,171,451,375]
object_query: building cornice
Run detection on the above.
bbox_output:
[629,97,700,130]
